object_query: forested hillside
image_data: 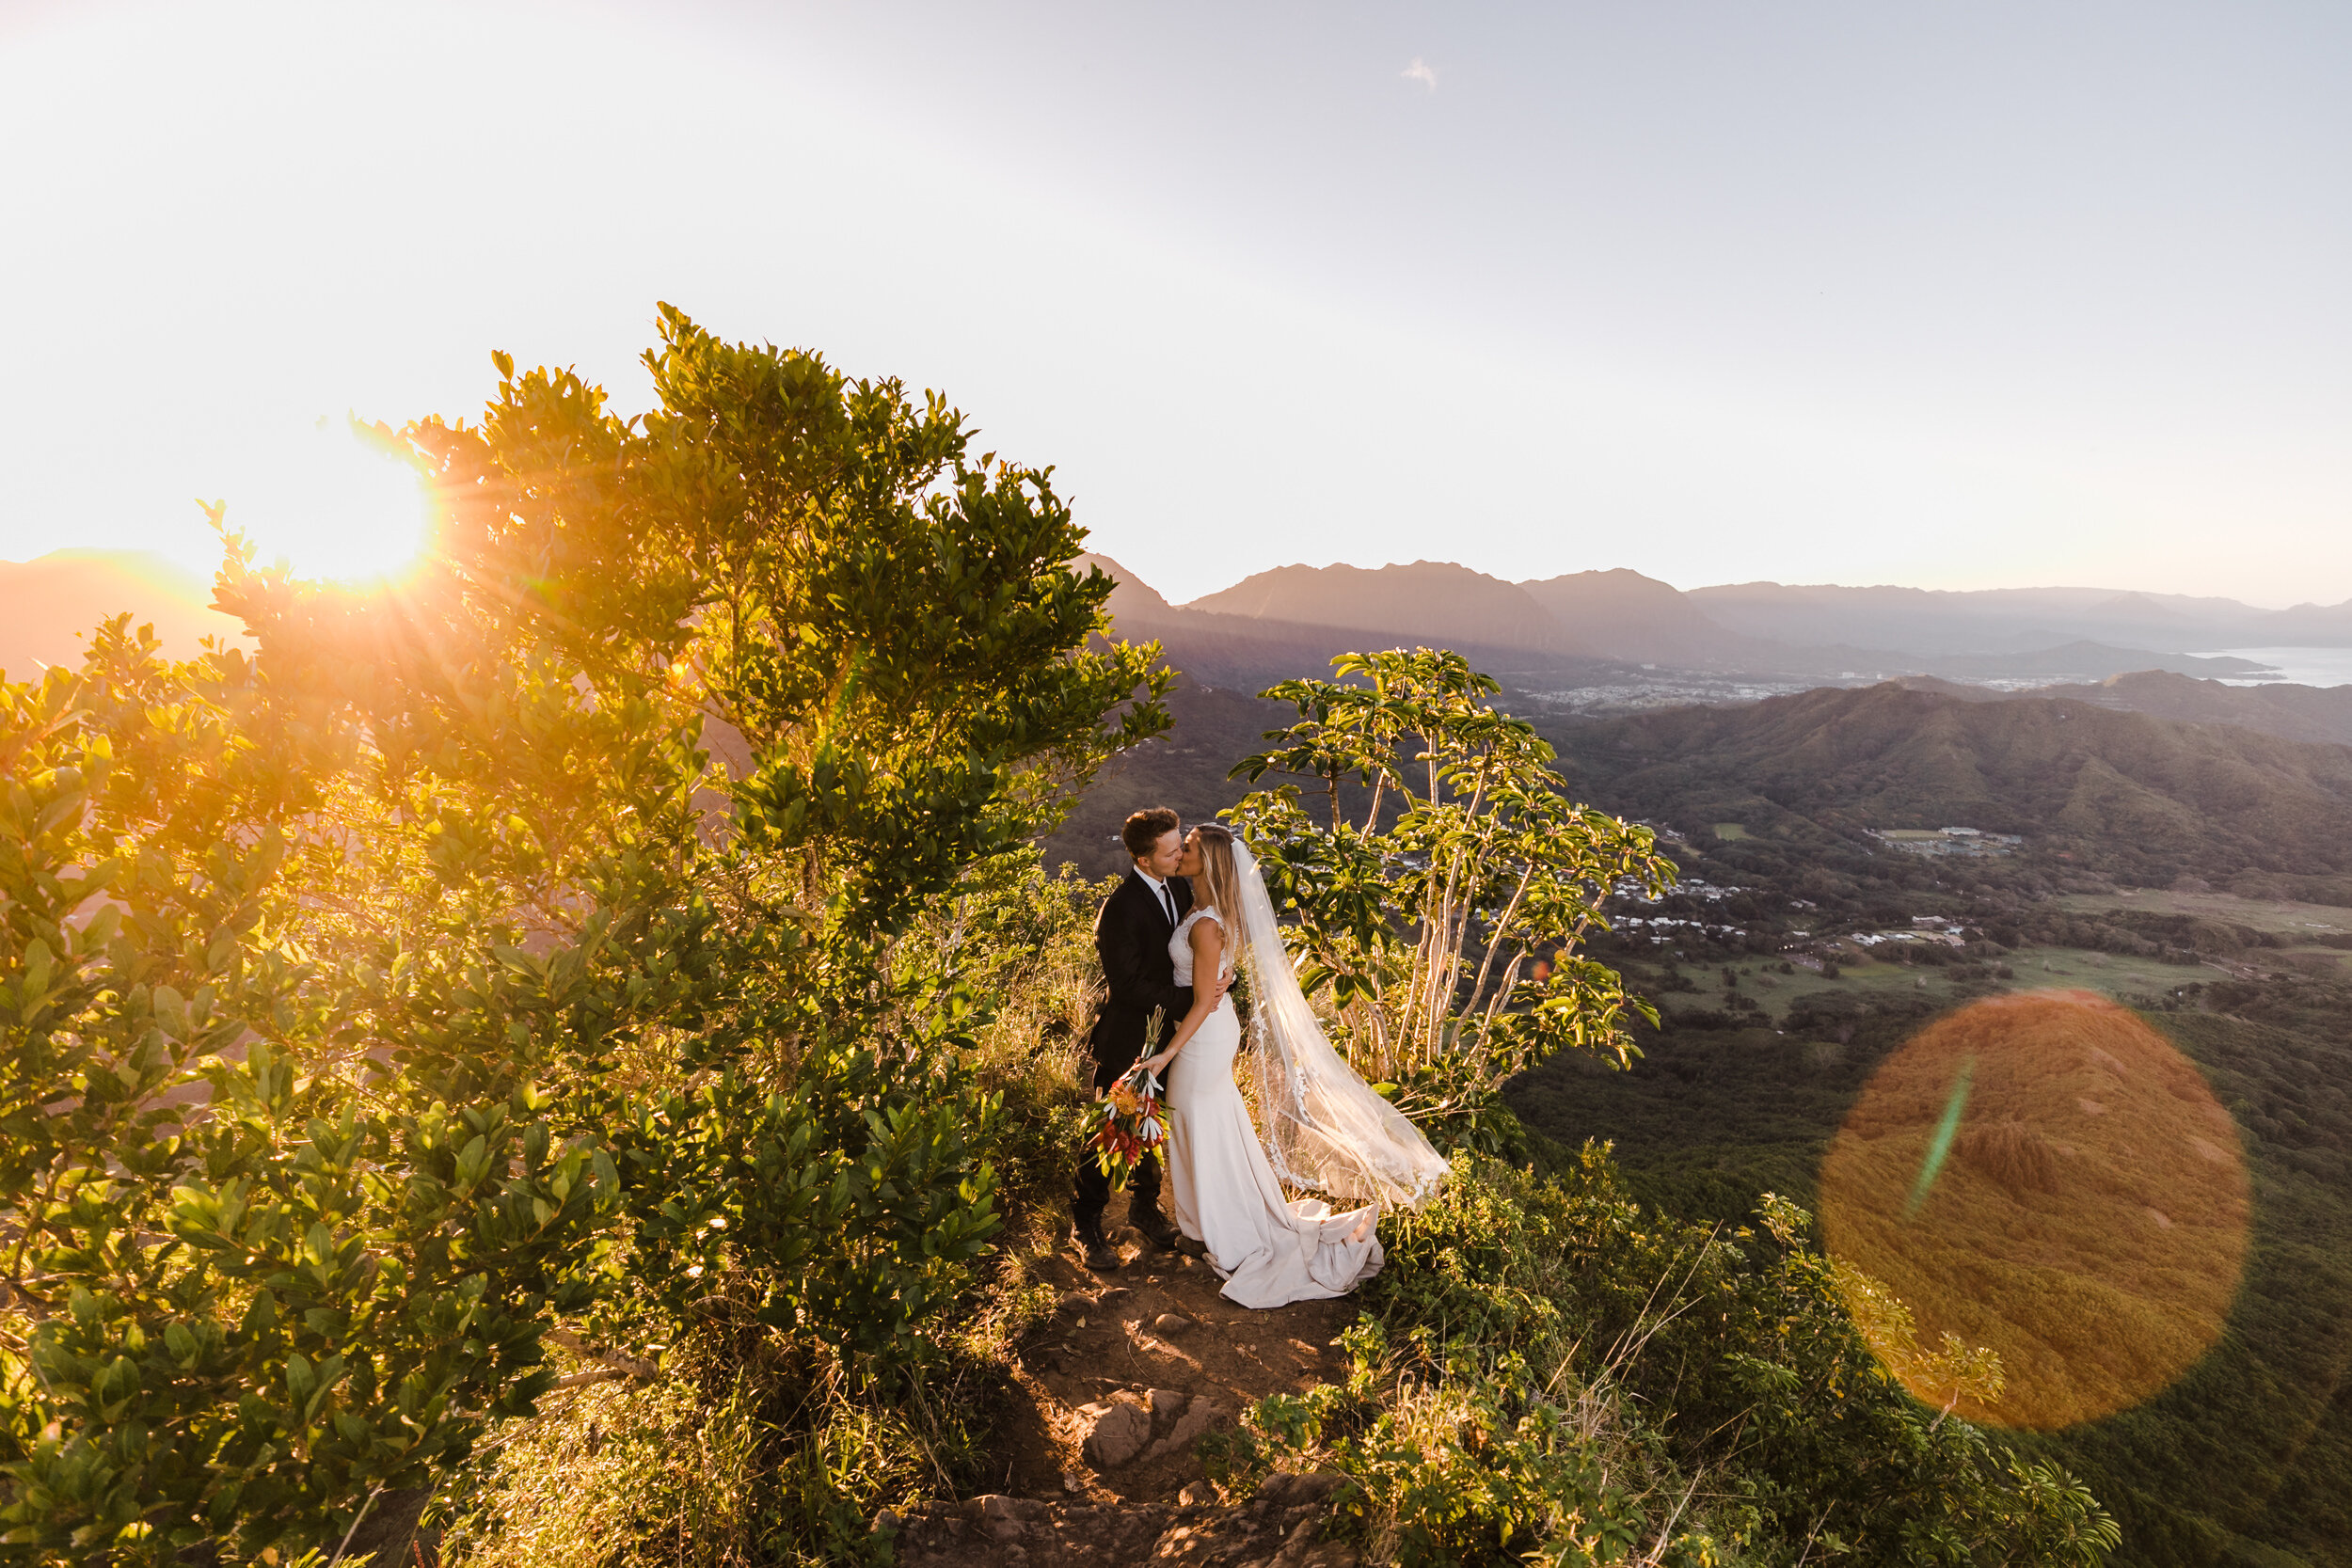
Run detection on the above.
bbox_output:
[1499,690,2352,1567]
[1514,917,2352,1566]
[1544,681,2352,898]
[2026,670,2352,748]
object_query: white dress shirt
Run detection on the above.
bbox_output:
[1137,869,1178,927]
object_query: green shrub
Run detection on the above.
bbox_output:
[1230,650,1677,1129]
[434,846,1110,1567]
[1240,1151,2120,1566]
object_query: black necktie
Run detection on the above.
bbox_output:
[1154,881,1175,926]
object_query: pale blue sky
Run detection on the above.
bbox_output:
[2,1,2346,603]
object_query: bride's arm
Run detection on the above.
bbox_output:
[1142,920,1225,1073]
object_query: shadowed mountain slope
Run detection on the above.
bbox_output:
[1683,582,2262,657]
[1890,669,2352,747]
[2026,671,2352,748]
[1543,682,2352,890]
[1911,641,2267,681]
[2261,598,2352,645]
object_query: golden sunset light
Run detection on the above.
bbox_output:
[8,7,2351,1565]
[224,422,434,585]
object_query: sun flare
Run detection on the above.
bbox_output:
[228,423,433,584]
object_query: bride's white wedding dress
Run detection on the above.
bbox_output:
[1164,908,1386,1308]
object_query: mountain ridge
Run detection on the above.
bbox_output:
[11,547,2348,697]
[1078,553,1605,689]
[1187,559,1590,657]
[1088,554,2351,689]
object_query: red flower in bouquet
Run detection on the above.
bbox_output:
[1089,1061,1169,1184]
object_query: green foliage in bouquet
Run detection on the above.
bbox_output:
[1230,649,1678,1138]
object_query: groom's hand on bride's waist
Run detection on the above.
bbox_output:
[1208,973,1232,1006]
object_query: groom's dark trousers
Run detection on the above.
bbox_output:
[1073,869,1194,1237]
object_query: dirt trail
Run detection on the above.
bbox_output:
[886,1190,1364,1567]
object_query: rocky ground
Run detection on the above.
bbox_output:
[883,1188,1368,1567]
[882,1470,1358,1568]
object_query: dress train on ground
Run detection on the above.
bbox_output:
[1162,911,1383,1308]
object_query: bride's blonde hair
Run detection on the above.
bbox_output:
[1189,822,1243,935]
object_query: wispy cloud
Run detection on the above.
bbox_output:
[1402,57,1437,91]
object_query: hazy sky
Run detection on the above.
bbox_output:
[3,1,2347,605]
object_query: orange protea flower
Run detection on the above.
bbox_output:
[1089,1061,1170,1183]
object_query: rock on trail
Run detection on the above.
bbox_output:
[882,1470,1359,1567]
[887,1189,1365,1566]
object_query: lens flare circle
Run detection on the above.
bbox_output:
[1819,990,2249,1430]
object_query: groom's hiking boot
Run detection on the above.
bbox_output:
[1073,1224,1120,1274]
[1131,1208,1183,1254]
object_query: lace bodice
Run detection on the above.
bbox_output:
[1169,908,1229,987]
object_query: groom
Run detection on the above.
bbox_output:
[1073,806,1227,1272]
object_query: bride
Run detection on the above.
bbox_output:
[1136,822,1448,1309]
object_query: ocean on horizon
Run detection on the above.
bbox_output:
[2197,647,2352,689]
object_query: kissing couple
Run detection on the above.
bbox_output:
[1071,807,1448,1309]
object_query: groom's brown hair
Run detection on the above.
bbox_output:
[1121,806,1181,859]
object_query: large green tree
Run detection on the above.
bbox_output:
[1230,649,1675,1137]
[0,307,1164,1564]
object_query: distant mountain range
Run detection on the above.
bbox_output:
[1083,555,1610,691]
[9,546,2348,768]
[8,545,2345,684]
[1052,555,2352,893]
[1089,555,2352,684]
[1074,554,2352,757]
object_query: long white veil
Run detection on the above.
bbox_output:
[1230,839,1449,1210]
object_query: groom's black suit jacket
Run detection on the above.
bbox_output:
[1088,870,1194,1090]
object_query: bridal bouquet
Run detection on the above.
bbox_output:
[1089,1060,1169,1184]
